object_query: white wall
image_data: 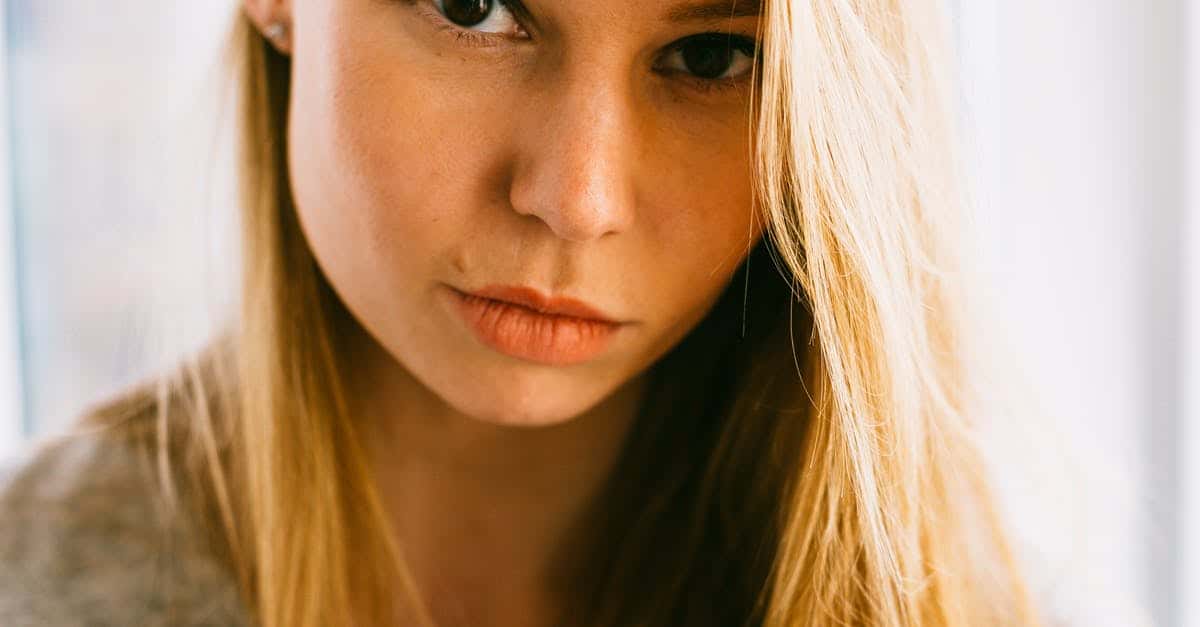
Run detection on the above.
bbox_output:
[1,0,238,442]
[0,0,25,458]
[955,1,1184,625]
[1179,1,1199,625]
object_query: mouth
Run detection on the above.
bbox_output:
[443,284,626,366]
[457,285,622,324]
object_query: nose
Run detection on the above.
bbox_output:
[508,72,637,243]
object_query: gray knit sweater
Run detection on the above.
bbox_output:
[0,430,251,626]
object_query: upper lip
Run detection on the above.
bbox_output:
[456,284,622,324]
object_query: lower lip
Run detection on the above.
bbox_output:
[445,287,621,366]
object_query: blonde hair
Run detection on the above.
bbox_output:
[92,0,1044,624]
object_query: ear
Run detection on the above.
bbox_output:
[243,0,295,55]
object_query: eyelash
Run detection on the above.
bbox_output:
[414,2,759,96]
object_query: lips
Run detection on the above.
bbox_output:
[445,284,624,366]
[462,285,620,324]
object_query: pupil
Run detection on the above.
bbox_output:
[443,0,492,26]
[681,37,734,79]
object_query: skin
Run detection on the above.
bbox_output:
[243,0,764,624]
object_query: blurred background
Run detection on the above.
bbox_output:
[0,1,1194,625]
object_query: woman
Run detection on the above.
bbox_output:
[0,0,1046,625]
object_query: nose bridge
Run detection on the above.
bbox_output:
[509,61,637,242]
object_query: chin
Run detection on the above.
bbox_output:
[441,370,612,429]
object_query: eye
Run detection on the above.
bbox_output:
[431,0,526,37]
[660,33,758,82]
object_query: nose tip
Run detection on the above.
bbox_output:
[511,162,633,242]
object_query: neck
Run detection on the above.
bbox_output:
[347,326,649,627]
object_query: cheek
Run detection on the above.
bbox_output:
[642,132,760,287]
[285,16,513,289]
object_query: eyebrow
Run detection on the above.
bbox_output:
[665,0,763,22]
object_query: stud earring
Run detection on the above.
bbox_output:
[264,21,287,42]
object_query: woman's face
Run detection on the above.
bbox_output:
[270,0,764,426]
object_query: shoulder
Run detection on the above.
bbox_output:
[0,383,251,626]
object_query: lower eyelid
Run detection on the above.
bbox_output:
[679,74,751,97]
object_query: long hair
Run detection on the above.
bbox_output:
[90,0,1043,625]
